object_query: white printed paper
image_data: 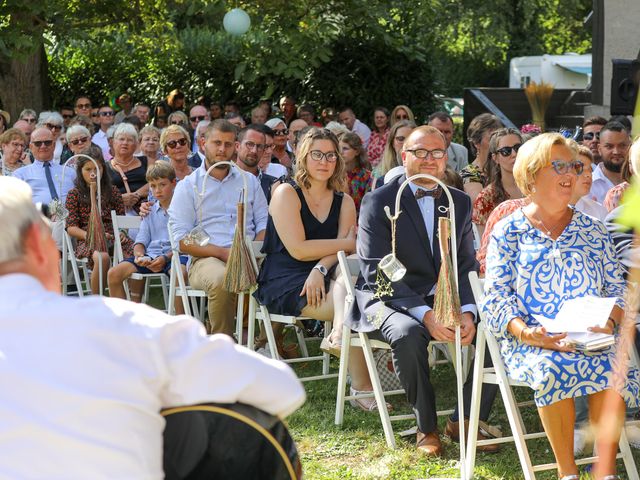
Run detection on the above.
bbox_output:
[532,296,617,333]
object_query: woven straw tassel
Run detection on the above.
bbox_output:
[223,194,257,293]
[87,181,108,253]
[433,217,462,327]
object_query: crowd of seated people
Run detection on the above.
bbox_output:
[3,93,640,476]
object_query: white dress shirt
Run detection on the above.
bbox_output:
[265,162,288,178]
[589,163,616,204]
[12,160,77,206]
[92,129,112,161]
[168,164,268,249]
[0,273,305,479]
[405,182,476,321]
[352,119,372,149]
[575,196,608,222]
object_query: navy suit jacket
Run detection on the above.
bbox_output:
[347,174,478,332]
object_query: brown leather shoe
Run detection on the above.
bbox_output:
[416,430,443,457]
[444,418,500,453]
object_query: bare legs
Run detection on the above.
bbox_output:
[91,251,110,295]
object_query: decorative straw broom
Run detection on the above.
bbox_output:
[433,217,462,327]
[86,181,108,253]
[524,81,554,132]
[223,190,257,293]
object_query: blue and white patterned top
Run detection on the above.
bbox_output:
[482,208,640,407]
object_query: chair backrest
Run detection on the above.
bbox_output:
[468,271,485,313]
[111,211,142,264]
[472,223,481,251]
[246,236,265,274]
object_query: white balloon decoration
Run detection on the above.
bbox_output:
[223,8,251,36]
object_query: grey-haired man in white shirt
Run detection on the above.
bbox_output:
[0,175,304,479]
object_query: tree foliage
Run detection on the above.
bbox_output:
[0,0,592,121]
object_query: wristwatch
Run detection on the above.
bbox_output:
[313,264,328,277]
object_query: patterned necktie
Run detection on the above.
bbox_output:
[415,186,442,200]
[43,161,59,201]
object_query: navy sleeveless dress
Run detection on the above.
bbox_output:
[253,185,343,316]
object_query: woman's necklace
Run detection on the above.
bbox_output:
[530,207,571,237]
[112,156,136,170]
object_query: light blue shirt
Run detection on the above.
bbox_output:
[406,182,476,321]
[13,160,77,206]
[168,164,268,248]
[134,202,171,259]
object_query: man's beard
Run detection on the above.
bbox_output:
[603,157,623,173]
[240,154,259,168]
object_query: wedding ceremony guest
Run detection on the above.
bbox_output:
[427,111,468,172]
[339,131,371,214]
[159,125,194,182]
[137,125,162,165]
[338,107,371,148]
[367,107,390,167]
[390,104,414,126]
[373,119,416,183]
[590,121,630,203]
[0,175,305,478]
[482,132,640,479]
[0,128,27,176]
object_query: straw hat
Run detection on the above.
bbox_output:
[0,110,9,126]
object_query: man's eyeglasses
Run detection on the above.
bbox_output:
[243,141,265,151]
[264,144,274,152]
[309,150,338,163]
[551,160,584,175]
[69,136,89,146]
[46,123,62,131]
[166,138,188,149]
[496,144,522,157]
[190,115,206,122]
[99,111,114,117]
[76,103,91,109]
[32,140,54,148]
[583,131,600,141]
[405,148,446,160]
[273,129,289,136]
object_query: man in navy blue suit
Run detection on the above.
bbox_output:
[347,125,498,456]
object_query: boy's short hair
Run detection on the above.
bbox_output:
[146,160,176,183]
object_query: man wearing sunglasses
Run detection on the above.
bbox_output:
[581,115,607,164]
[0,176,305,478]
[188,105,210,154]
[590,121,631,204]
[74,96,92,118]
[92,105,115,161]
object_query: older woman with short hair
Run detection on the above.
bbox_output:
[482,132,640,479]
[107,123,148,213]
[0,128,28,176]
[265,117,291,169]
[138,125,162,164]
[159,125,193,181]
[167,111,189,130]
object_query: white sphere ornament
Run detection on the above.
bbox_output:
[223,8,251,36]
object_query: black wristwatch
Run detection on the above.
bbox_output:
[313,264,328,277]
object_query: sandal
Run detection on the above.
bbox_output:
[349,387,393,412]
[320,336,342,358]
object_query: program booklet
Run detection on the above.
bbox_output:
[532,296,617,352]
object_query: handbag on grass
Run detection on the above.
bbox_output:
[373,349,402,392]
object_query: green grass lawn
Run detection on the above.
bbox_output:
[283,340,640,480]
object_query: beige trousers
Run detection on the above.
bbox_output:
[188,257,236,336]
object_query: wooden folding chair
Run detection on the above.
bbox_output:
[465,271,639,480]
[334,250,469,448]
[245,241,336,383]
[111,211,169,309]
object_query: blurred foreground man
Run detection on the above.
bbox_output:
[0,176,304,478]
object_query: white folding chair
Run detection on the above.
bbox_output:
[166,221,207,321]
[334,250,467,448]
[61,229,91,297]
[111,211,169,309]
[465,271,639,480]
[245,242,336,383]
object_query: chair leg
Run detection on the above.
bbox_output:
[247,293,257,351]
[464,326,487,479]
[236,292,245,346]
[160,276,169,311]
[321,321,332,375]
[261,306,280,360]
[360,332,396,448]
[334,324,352,426]
[619,427,640,480]
[295,326,309,358]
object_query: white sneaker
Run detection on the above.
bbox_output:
[625,424,640,449]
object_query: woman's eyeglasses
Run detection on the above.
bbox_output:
[46,123,62,131]
[70,136,89,146]
[495,144,522,157]
[166,138,188,149]
[309,150,338,163]
[551,160,584,175]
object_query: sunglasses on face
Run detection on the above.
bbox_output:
[551,160,584,175]
[170,120,183,125]
[309,150,338,163]
[273,129,289,136]
[62,114,74,120]
[99,111,114,117]
[91,113,99,118]
[70,136,89,146]
[496,143,522,157]
[46,123,62,131]
[190,115,206,122]
[583,131,600,141]
[395,115,409,120]
[32,140,54,148]
[166,138,188,149]
[76,103,91,109]
[24,118,37,124]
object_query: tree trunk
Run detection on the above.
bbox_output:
[0,42,50,124]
